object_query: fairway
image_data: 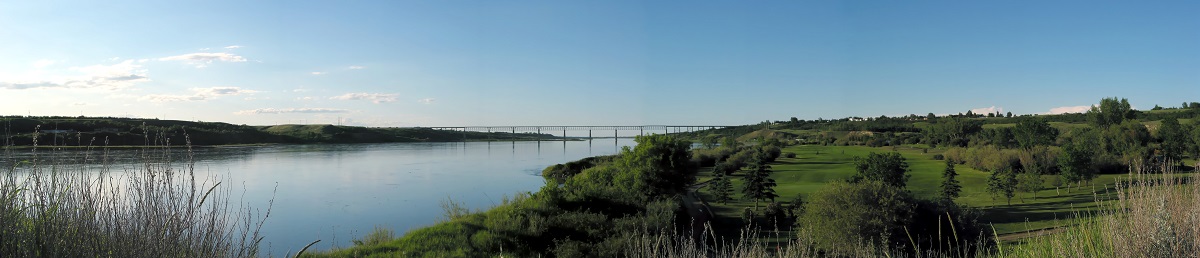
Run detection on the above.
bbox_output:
[697,144,1144,238]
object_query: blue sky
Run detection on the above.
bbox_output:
[1,1,1197,126]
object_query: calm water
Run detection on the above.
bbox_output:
[10,138,637,255]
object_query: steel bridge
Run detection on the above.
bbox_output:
[424,125,732,138]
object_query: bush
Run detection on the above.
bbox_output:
[783,152,797,158]
[932,154,945,160]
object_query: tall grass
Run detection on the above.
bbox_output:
[1002,160,1200,257]
[0,130,270,257]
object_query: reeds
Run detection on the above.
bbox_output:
[0,130,269,257]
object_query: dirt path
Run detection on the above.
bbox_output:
[996,226,1069,242]
[681,180,714,239]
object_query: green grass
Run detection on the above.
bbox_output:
[697,144,1143,239]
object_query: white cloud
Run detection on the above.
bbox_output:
[346,66,365,70]
[970,106,1004,115]
[0,60,149,90]
[234,108,350,115]
[1046,105,1096,115]
[224,45,244,49]
[32,59,56,68]
[296,96,315,101]
[418,98,435,104]
[310,72,325,75]
[138,86,257,102]
[159,52,247,67]
[292,88,310,93]
[330,92,398,104]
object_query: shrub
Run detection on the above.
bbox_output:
[783,152,797,158]
[932,154,945,160]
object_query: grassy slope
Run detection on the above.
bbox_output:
[697,144,1140,238]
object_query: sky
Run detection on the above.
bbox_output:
[1,1,1198,127]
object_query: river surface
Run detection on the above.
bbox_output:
[9,138,637,255]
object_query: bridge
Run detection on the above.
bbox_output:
[425,125,733,138]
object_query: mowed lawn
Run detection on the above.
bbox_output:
[695,144,1149,239]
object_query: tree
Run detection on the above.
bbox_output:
[1157,117,1188,163]
[851,152,912,189]
[1058,140,1094,192]
[708,172,734,204]
[1000,168,1018,205]
[939,159,962,202]
[1013,119,1058,149]
[1088,97,1135,129]
[620,135,695,197]
[927,113,936,120]
[741,157,778,210]
[721,137,739,149]
[1006,112,1013,118]
[797,181,915,251]
[1016,169,1044,202]
[986,169,1002,205]
[1152,105,1163,111]
[985,167,1018,205]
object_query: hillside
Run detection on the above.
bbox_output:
[0,116,556,146]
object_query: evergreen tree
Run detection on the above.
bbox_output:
[741,157,778,210]
[939,159,962,202]
[708,171,734,204]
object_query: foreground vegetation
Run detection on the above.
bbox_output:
[0,136,268,257]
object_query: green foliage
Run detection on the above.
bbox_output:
[798,181,915,251]
[1058,139,1095,188]
[1016,169,1044,201]
[850,152,911,189]
[740,156,778,210]
[1156,117,1188,162]
[923,118,983,147]
[541,155,617,184]
[985,167,1018,205]
[619,135,696,198]
[707,172,734,204]
[1013,118,1058,149]
[939,159,961,201]
[1088,97,1136,129]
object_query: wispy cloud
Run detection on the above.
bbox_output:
[0,60,149,90]
[224,45,244,49]
[139,86,258,102]
[296,96,315,101]
[234,108,350,115]
[159,52,247,67]
[418,98,435,104]
[330,92,398,104]
[346,66,365,70]
[1046,105,1095,115]
[310,72,325,75]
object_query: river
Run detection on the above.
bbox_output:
[7,138,637,255]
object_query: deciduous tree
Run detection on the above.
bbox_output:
[851,152,911,189]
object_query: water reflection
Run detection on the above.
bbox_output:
[5,138,637,254]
